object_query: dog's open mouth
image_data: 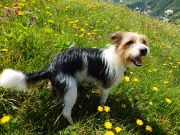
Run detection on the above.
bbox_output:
[130,57,142,66]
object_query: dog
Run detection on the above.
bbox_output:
[0,31,150,125]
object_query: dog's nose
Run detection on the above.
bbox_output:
[140,48,147,56]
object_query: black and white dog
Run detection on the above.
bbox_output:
[0,31,150,125]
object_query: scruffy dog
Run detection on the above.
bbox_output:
[0,31,150,125]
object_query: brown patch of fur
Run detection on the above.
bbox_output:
[110,32,148,65]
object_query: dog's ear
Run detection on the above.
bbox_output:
[108,31,124,45]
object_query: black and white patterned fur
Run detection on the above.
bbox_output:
[0,32,150,125]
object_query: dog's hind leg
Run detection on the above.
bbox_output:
[100,88,111,106]
[62,77,77,125]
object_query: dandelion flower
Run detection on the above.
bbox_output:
[149,101,153,105]
[80,28,85,33]
[165,98,172,104]
[1,49,8,52]
[115,127,122,133]
[74,19,79,23]
[104,106,110,112]
[164,81,169,84]
[87,33,91,36]
[146,125,152,132]
[97,106,103,112]
[1,115,11,124]
[18,11,24,15]
[48,20,54,23]
[148,70,152,72]
[133,78,138,82]
[104,121,112,129]
[136,119,143,126]
[105,131,114,135]
[152,87,158,91]
[124,76,130,82]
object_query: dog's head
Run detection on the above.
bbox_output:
[109,31,150,68]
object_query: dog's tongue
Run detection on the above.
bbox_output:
[133,57,142,66]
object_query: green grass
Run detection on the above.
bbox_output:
[0,0,180,134]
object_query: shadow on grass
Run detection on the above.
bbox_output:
[0,84,167,135]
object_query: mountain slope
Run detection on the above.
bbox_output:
[121,0,180,24]
[0,0,180,134]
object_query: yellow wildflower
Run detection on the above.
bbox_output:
[165,98,172,104]
[169,70,173,73]
[104,121,112,129]
[152,87,158,91]
[105,131,114,135]
[1,49,8,52]
[74,19,79,23]
[80,28,85,33]
[48,20,54,23]
[128,97,133,102]
[136,119,143,126]
[79,34,84,38]
[153,69,157,72]
[18,11,24,15]
[115,127,122,133]
[104,106,110,112]
[97,106,103,112]
[121,104,126,109]
[1,115,11,124]
[164,81,169,84]
[116,90,121,94]
[149,101,153,105]
[124,76,130,82]
[87,33,91,36]
[146,125,152,132]
[94,89,100,94]
[133,78,138,82]
[148,70,152,72]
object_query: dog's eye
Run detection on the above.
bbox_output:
[142,40,146,45]
[126,41,134,46]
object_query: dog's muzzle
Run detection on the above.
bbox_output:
[130,47,149,67]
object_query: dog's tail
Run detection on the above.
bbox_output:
[0,68,49,91]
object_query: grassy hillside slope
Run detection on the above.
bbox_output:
[0,0,180,134]
[124,0,180,24]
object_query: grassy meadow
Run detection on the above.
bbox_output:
[0,0,180,134]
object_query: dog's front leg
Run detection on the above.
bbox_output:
[100,88,111,106]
